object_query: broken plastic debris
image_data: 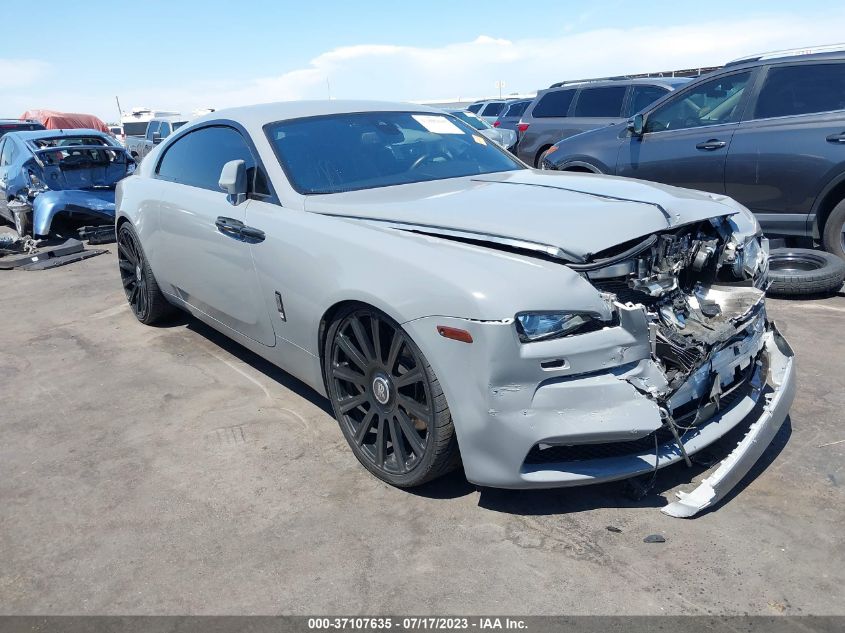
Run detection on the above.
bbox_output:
[643,534,666,543]
[606,526,622,533]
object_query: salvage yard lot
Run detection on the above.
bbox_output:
[1,247,843,615]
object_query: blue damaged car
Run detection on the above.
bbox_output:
[0,129,135,237]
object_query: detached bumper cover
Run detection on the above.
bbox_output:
[662,324,795,517]
[32,190,115,236]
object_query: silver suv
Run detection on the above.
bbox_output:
[516,78,690,166]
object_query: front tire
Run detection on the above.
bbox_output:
[324,306,460,487]
[117,223,177,324]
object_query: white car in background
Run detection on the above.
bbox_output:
[445,109,517,150]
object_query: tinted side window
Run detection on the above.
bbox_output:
[466,103,483,114]
[572,86,627,117]
[532,90,576,118]
[157,126,257,192]
[754,63,845,119]
[481,102,505,116]
[0,139,8,166]
[645,71,751,133]
[628,85,669,116]
[159,122,172,138]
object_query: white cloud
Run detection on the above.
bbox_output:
[0,59,50,88]
[164,12,845,110]
[3,12,844,121]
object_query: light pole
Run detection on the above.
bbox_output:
[495,80,506,99]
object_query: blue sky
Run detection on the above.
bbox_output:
[1,0,841,122]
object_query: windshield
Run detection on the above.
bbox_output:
[447,110,490,131]
[266,111,523,195]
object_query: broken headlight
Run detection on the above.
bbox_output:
[515,311,604,343]
[728,205,762,242]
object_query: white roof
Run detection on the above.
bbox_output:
[196,100,442,126]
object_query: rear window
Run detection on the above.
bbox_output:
[572,86,627,117]
[0,123,44,136]
[754,63,845,119]
[531,89,576,118]
[503,101,529,118]
[122,122,148,136]
[480,102,505,116]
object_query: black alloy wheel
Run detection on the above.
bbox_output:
[117,223,176,324]
[325,307,459,487]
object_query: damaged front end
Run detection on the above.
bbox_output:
[524,211,795,516]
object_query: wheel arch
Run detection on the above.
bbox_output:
[812,173,845,238]
[316,298,409,393]
[559,160,603,174]
[534,144,554,167]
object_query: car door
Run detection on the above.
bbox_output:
[154,124,276,346]
[725,61,845,236]
[617,70,755,193]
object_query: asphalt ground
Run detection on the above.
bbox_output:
[1,242,843,615]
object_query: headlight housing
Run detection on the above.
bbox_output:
[728,205,761,242]
[515,311,606,343]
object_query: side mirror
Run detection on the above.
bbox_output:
[152,132,162,144]
[627,113,644,137]
[219,159,247,205]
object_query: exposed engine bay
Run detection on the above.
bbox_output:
[583,215,769,460]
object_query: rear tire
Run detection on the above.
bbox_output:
[324,305,460,487]
[767,247,845,296]
[821,199,845,260]
[117,223,177,324]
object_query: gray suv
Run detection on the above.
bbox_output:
[542,49,845,258]
[516,77,690,166]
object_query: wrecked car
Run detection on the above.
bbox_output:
[116,102,796,517]
[0,129,134,237]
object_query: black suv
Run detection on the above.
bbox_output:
[0,119,45,138]
[542,48,845,258]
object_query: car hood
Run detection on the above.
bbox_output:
[304,170,741,261]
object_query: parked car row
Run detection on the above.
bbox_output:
[486,47,845,273]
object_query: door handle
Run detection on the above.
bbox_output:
[826,132,845,143]
[215,216,265,242]
[695,139,727,151]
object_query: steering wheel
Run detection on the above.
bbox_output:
[410,151,450,171]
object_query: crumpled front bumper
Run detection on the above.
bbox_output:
[404,312,795,516]
[32,189,116,236]
[662,324,794,517]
